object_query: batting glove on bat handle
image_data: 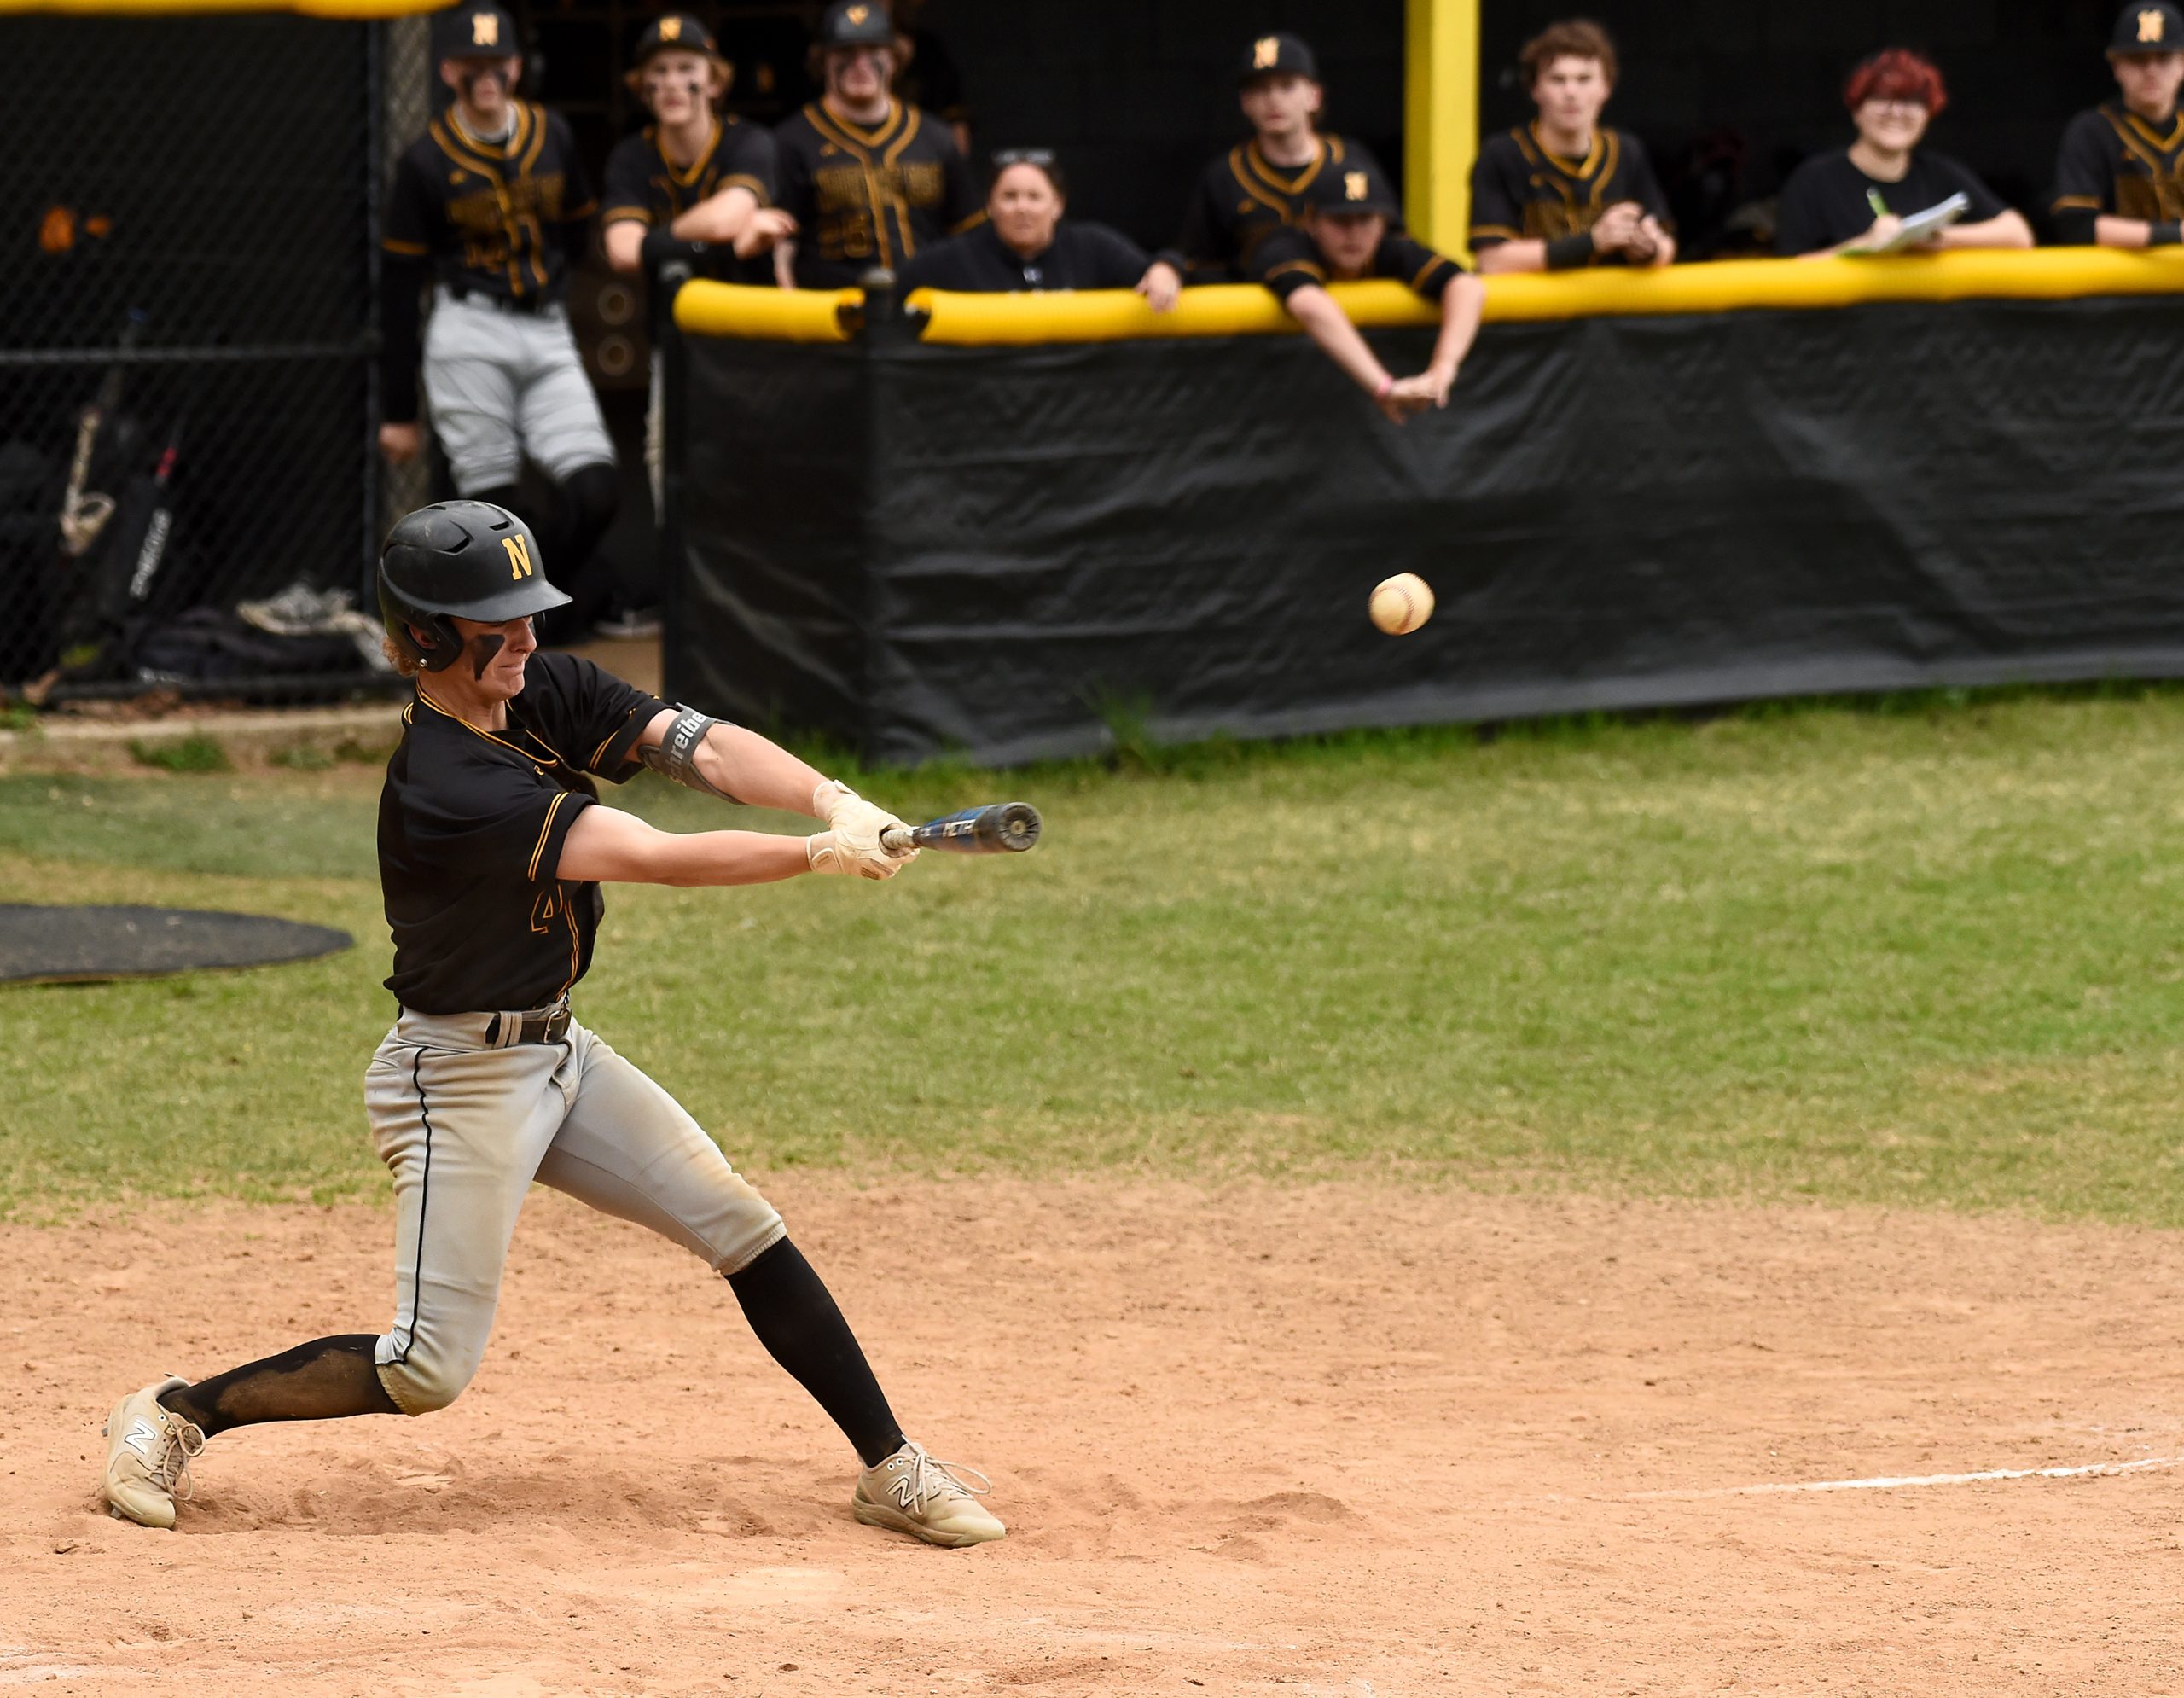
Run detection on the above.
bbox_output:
[805,831,903,880]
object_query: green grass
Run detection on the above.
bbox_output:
[6,690,2184,1223]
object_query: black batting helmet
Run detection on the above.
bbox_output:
[378,500,569,674]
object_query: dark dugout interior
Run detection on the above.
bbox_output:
[524,0,2131,264]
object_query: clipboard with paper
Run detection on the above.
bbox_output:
[1850,189,1971,254]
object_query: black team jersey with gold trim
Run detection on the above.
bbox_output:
[384,102,597,300]
[1153,135,1380,280]
[1250,225,1466,305]
[2052,101,2184,240]
[379,102,598,422]
[601,116,778,283]
[772,98,980,288]
[1467,124,1671,257]
[379,652,665,1015]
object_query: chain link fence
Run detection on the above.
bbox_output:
[0,15,398,706]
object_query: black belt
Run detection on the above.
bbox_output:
[449,286,561,317]
[485,1007,572,1045]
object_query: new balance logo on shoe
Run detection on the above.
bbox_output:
[122,1419,160,1459]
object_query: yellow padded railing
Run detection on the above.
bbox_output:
[675,249,2184,346]
[675,282,862,345]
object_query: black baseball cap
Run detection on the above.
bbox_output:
[631,14,723,67]
[1239,32,1319,84]
[818,0,895,48]
[1306,156,1399,218]
[2113,1,2184,51]
[437,1,520,58]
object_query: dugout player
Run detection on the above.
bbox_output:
[1137,33,1382,310]
[601,15,790,512]
[97,500,1005,1549]
[2051,1,2184,246]
[380,2,619,645]
[896,151,1149,294]
[771,0,980,289]
[1252,159,1484,426]
[1467,19,1676,272]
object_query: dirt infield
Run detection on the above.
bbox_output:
[6,1178,2184,1695]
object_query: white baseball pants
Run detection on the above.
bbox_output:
[365,1006,785,1416]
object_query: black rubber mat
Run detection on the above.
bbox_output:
[0,904,352,985]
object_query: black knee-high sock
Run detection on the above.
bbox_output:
[161,1335,399,1438]
[728,1239,904,1468]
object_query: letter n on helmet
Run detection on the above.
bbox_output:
[377,500,572,675]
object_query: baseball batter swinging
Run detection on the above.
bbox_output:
[96,499,1005,1549]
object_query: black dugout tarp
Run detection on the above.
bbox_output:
[673,299,2184,767]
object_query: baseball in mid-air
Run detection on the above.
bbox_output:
[1368,573,1434,636]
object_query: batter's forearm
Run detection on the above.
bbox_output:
[557,806,812,886]
[695,723,831,817]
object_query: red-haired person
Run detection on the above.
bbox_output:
[2052,1,2184,246]
[1468,20,1674,273]
[1252,159,1485,427]
[1775,50,2030,255]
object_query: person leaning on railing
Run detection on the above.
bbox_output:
[895,151,1149,294]
[1467,19,1675,274]
[1775,49,2030,257]
[1250,158,1484,427]
[1135,32,1387,311]
[2051,1,2184,247]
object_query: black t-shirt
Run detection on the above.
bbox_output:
[772,99,981,288]
[2053,101,2184,230]
[380,653,665,1015]
[1774,146,2007,254]
[383,103,596,301]
[1153,135,1381,281]
[1251,225,1466,304]
[896,219,1148,294]
[1467,125,1670,260]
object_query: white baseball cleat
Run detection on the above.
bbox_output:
[851,1439,1006,1547]
[100,1377,205,1529]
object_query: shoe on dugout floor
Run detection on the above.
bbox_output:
[100,1376,205,1529]
[852,1439,1006,1547]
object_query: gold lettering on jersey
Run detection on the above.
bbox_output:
[1253,36,1280,68]
[503,534,534,580]
[2141,8,2166,39]
[471,9,499,45]
[659,15,682,38]
[1345,172,1368,201]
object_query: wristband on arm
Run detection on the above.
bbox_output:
[1545,230,1597,270]
[2151,222,2182,247]
[640,227,707,274]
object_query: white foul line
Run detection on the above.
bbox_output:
[1628,1455,2184,1502]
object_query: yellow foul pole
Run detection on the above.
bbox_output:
[1403,0,1478,257]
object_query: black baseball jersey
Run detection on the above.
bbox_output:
[772,99,980,288]
[1467,125,1671,257]
[896,218,1148,294]
[1251,225,1465,305]
[601,116,778,286]
[380,653,665,1015]
[1774,147,2007,255]
[1154,136,1380,280]
[2053,102,2184,232]
[382,102,598,301]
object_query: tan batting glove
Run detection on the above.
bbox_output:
[810,780,917,878]
[805,830,902,879]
